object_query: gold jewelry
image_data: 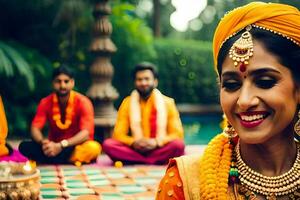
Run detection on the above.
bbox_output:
[294,109,300,136]
[236,143,300,198]
[229,25,254,72]
[223,124,237,138]
[220,24,300,63]
[252,24,300,46]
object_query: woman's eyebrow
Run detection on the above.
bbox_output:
[248,68,281,76]
[221,71,239,78]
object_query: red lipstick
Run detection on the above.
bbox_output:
[238,111,269,128]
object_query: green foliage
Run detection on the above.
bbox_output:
[110,1,157,104]
[0,42,52,137]
[0,41,36,90]
[153,38,219,104]
[0,0,159,136]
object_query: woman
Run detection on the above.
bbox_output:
[156,2,300,199]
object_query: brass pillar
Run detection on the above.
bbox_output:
[87,0,118,140]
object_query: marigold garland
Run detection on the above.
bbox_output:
[52,90,75,130]
[199,133,233,199]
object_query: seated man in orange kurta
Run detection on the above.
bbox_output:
[19,65,101,165]
[103,62,185,165]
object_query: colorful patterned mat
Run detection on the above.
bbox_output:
[39,165,165,200]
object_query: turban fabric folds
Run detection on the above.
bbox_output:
[213,2,300,71]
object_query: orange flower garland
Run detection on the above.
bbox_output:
[199,133,233,199]
[52,91,75,130]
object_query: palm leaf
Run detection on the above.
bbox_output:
[0,41,34,90]
[0,47,13,76]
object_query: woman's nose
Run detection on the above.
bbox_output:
[237,84,259,111]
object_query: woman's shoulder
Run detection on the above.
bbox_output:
[156,155,202,200]
[174,154,201,168]
[156,159,185,199]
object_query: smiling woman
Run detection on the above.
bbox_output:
[156,2,300,199]
[221,39,299,145]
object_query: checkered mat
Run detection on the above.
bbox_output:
[39,165,165,200]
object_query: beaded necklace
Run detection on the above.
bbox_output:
[52,90,75,130]
[234,142,300,199]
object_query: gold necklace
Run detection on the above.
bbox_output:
[236,143,300,199]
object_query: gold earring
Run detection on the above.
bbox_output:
[295,109,300,136]
[229,25,254,72]
[224,124,237,138]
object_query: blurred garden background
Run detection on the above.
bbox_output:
[1,0,299,143]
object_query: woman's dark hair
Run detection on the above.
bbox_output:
[217,27,300,83]
[132,62,159,79]
[52,65,74,80]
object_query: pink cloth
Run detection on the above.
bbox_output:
[102,139,185,165]
[0,149,28,162]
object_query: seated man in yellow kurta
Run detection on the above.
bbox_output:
[103,62,185,165]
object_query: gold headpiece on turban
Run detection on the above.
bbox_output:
[213,2,300,74]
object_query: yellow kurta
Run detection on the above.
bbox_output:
[112,93,184,146]
[0,96,9,157]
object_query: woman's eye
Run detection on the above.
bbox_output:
[222,80,241,91]
[255,78,277,89]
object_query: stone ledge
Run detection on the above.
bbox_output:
[177,104,222,115]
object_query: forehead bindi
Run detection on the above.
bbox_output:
[223,40,284,76]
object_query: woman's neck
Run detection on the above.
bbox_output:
[239,134,297,176]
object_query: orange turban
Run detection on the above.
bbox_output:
[213,2,300,72]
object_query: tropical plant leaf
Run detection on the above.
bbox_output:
[0,47,13,76]
[0,41,35,90]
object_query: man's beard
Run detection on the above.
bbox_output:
[136,86,154,99]
[56,90,70,97]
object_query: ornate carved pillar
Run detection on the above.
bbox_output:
[87,0,118,140]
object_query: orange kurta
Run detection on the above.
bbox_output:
[156,157,243,200]
[31,92,100,164]
[112,92,184,146]
[0,96,9,156]
[156,160,185,200]
[31,92,95,142]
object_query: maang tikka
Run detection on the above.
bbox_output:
[229,25,254,72]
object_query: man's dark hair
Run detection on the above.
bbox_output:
[52,65,74,80]
[132,62,159,79]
